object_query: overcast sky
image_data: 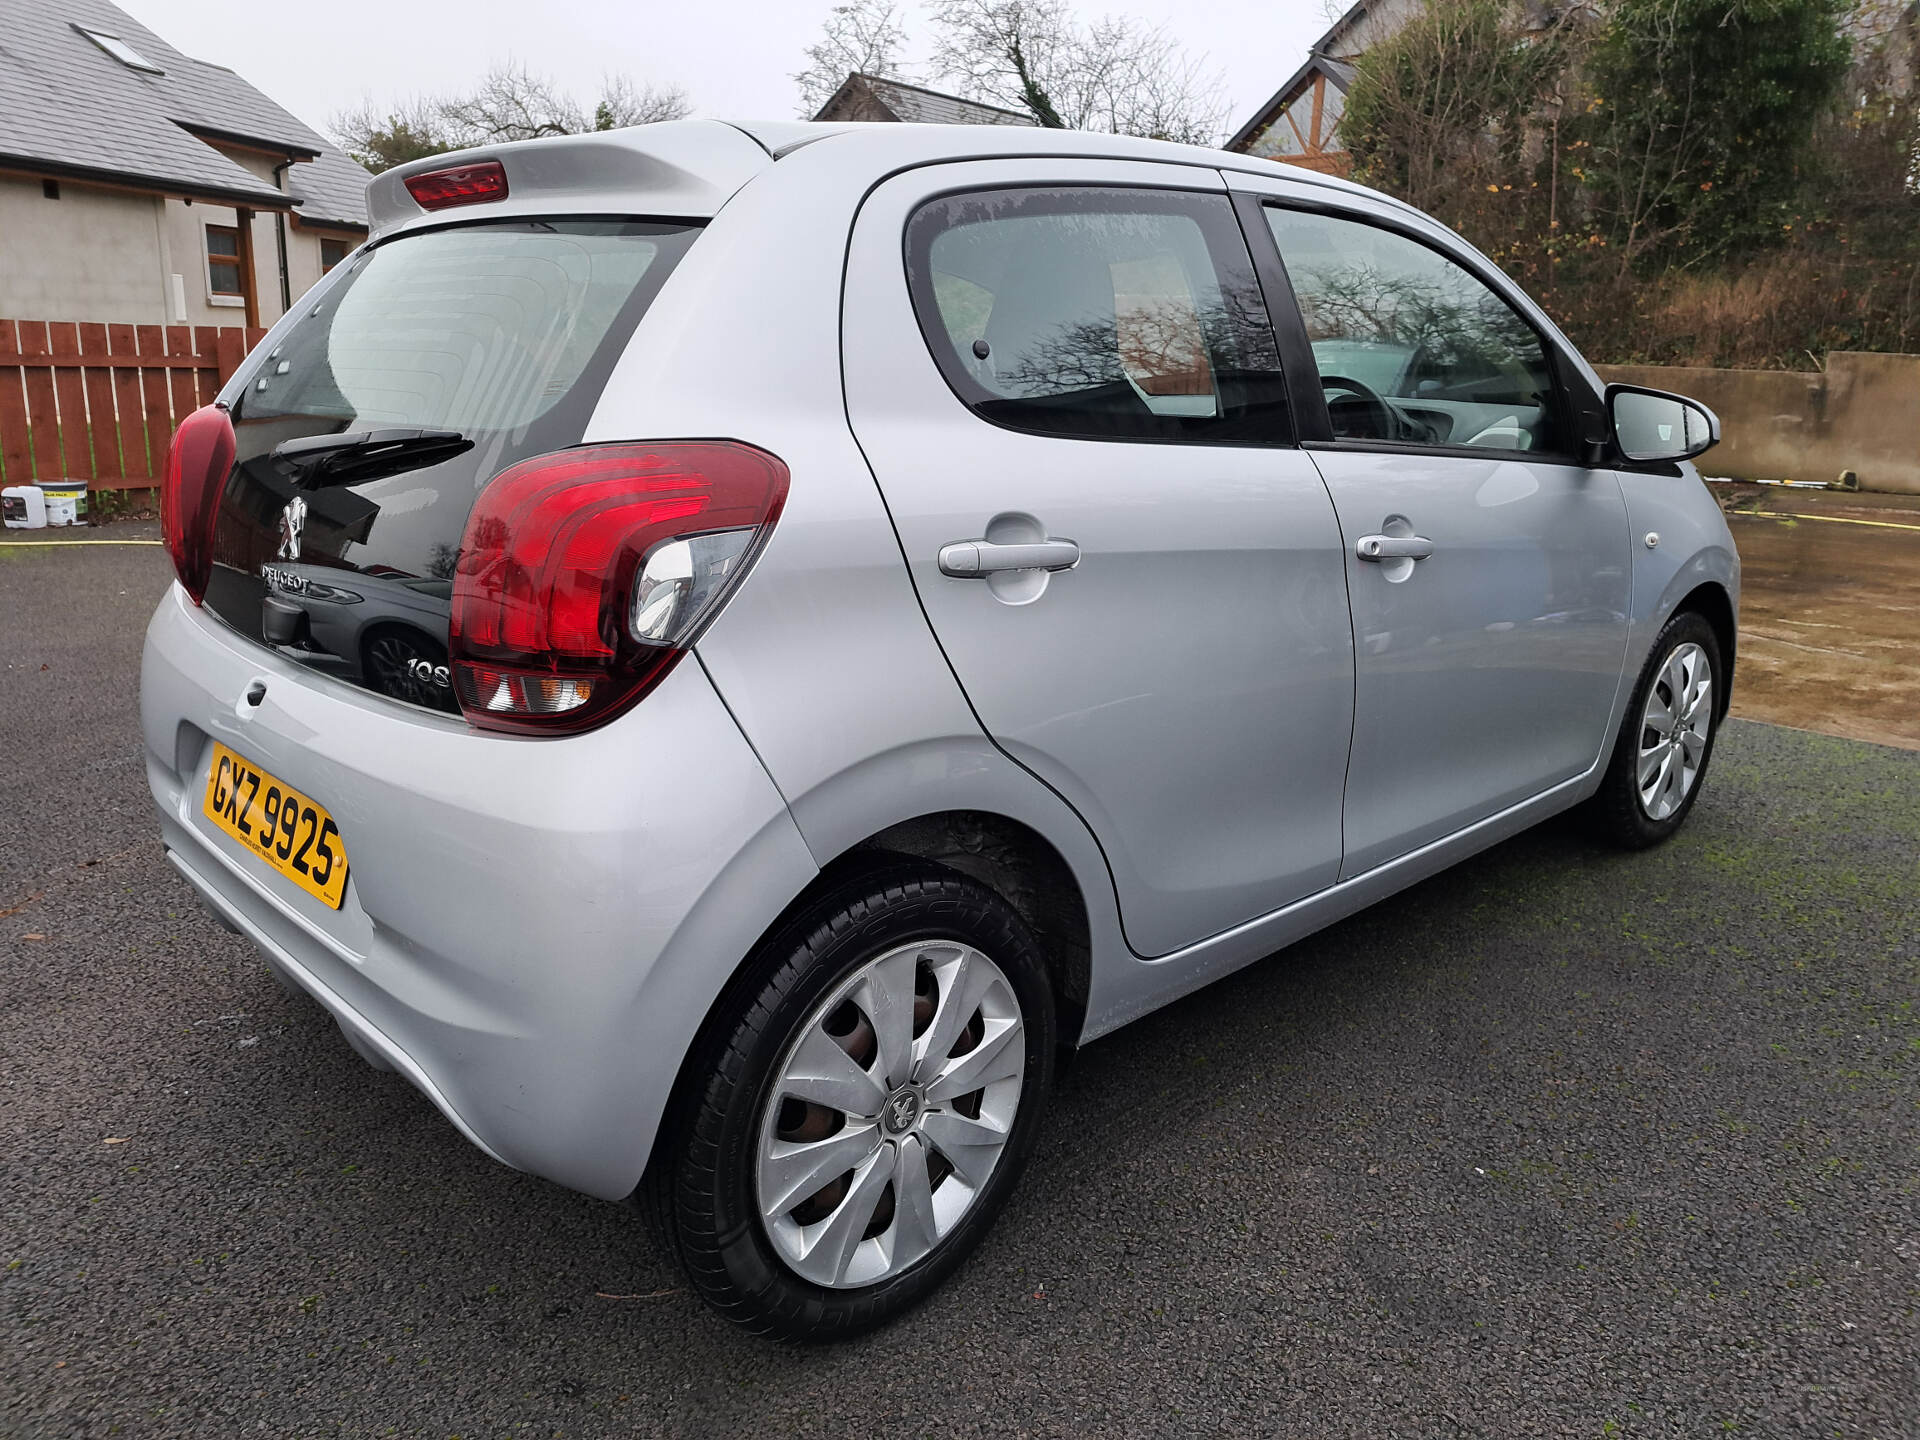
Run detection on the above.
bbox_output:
[116,0,1330,148]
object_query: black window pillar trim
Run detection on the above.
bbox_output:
[1227,188,1334,444]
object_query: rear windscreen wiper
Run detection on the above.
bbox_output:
[271,428,474,488]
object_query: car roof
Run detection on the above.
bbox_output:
[365,118,1422,242]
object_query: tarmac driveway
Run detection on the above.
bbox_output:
[3,537,1918,1438]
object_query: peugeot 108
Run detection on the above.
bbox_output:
[142,119,1736,1339]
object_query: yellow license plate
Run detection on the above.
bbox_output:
[202,742,350,909]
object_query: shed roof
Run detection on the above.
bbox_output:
[815,74,1038,128]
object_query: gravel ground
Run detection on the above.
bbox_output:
[4,537,1918,1439]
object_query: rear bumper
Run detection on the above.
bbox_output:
[162,841,513,1165]
[142,584,815,1200]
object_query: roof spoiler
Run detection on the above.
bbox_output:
[365,120,773,240]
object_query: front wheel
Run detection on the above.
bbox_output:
[1589,610,1723,848]
[647,865,1056,1340]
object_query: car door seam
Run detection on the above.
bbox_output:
[833,161,1136,951]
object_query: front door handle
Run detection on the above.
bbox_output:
[1355,533,1435,562]
[938,538,1081,577]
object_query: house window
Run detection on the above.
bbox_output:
[319,237,350,273]
[75,26,164,73]
[205,224,244,300]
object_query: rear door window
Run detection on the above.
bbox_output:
[905,187,1292,444]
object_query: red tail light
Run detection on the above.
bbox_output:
[161,403,236,605]
[449,442,789,735]
[404,161,508,211]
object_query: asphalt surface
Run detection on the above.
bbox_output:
[4,533,1919,1439]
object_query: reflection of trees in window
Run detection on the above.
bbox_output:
[994,282,1277,400]
[1295,261,1542,392]
[1116,297,1213,396]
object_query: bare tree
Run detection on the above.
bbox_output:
[795,0,915,115]
[927,0,1228,143]
[440,62,588,142]
[332,96,463,173]
[593,74,694,130]
[333,64,692,173]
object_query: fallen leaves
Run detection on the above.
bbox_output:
[0,891,42,918]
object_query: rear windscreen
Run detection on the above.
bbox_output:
[206,218,700,714]
[232,219,694,436]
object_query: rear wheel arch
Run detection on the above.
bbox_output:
[848,811,1091,1047]
[689,810,1090,1069]
[639,810,1091,1194]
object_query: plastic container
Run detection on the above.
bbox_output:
[39,479,87,526]
[2,485,47,529]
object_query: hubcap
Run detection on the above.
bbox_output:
[1637,640,1713,821]
[754,940,1025,1290]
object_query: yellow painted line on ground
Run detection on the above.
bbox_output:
[0,538,162,546]
[1732,510,1920,533]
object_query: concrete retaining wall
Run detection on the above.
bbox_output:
[1596,352,1920,495]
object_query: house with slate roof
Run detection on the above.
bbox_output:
[0,0,372,329]
[812,74,1038,128]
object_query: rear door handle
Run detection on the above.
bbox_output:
[938,538,1081,577]
[1355,534,1435,562]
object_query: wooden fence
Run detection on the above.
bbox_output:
[0,318,267,493]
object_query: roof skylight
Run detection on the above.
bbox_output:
[76,27,164,74]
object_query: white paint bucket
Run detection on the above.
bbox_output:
[39,479,87,526]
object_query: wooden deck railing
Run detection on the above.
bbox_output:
[0,318,267,491]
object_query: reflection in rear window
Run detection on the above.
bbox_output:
[233,220,698,436]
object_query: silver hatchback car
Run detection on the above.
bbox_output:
[142,120,1736,1339]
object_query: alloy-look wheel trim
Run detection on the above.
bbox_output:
[1637,640,1713,821]
[754,939,1025,1290]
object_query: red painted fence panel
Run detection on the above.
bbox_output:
[0,315,263,498]
[0,321,31,484]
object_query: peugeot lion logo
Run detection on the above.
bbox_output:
[277,495,307,561]
[884,1092,920,1134]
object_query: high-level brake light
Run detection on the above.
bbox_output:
[404,161,508,211]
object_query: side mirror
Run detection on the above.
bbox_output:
[1606,384,1719,463]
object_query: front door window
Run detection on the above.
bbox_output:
[1265,207,1562,454]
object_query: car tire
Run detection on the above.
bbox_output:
[1589,610,1724,849]
[644,862,1056,1341]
